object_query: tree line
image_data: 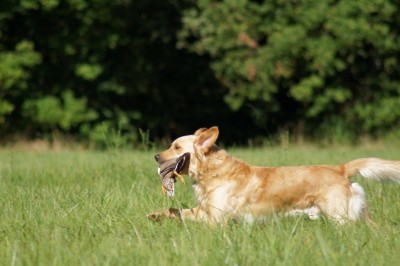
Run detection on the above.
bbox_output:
[1,0,399,147]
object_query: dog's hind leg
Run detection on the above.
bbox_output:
[317,186,351,225]
[348,182,371,222]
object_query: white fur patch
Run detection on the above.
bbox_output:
[359,159,400,183]
[286,206,320,220]
[192,183,206,205]
[210,181,237,213]
[242,213,255,224]
[348,182,367,221]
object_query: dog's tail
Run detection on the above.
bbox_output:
[344,158,400,182]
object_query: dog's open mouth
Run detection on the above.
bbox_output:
[157,153,189,196]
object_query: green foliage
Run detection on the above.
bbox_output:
[0,40,41,124]
[22,90,97,130]
[81,120,138,149]
[355,91,400,131]
[179,0,400,137]
[0,0,231,145]
[0,0,399,144]
[75,63,103,81]
[0,41,41,90]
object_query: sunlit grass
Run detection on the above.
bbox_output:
[0,144,399,265]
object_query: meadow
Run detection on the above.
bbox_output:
[0,143,399,265]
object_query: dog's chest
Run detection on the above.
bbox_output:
[193,181,240,212]
[192,175,266,222]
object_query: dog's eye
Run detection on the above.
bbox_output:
[174,145,181,150]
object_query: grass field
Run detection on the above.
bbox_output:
[1,143,400,265]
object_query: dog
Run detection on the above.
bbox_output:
[148,126,400,225]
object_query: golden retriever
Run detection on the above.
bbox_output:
[148,127,400,225]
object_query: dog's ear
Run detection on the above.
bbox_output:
[195,126,219,153]
[194,127,208,136]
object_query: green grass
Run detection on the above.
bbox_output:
[1,144,400,265]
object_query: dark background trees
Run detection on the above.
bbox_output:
[1,0,399,146]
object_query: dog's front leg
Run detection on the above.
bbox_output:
[179,206,208,222]
[147,206,207,222]
[146,208,181,221]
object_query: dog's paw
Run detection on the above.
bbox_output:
[146,210,173,221]
[146,211,166,221]
[146,208,180,221]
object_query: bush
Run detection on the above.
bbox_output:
[0,0,399,145]
[179,0,400,138]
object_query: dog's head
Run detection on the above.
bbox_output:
[154,127,219,176]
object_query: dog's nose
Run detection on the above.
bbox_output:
[154,154,160,162]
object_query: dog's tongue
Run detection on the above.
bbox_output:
[157,153,189,196]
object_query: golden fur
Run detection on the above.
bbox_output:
[148,127,400,225]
